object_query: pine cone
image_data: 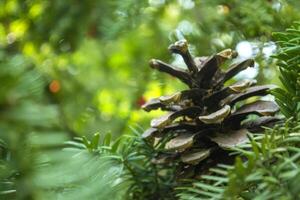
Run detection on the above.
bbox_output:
[142,40,281,177]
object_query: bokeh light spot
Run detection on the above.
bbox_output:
[236,41,253,58]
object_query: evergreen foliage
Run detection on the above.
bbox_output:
[0,50,67,199]
[272,22,300,121]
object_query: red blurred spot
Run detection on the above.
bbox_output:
[49,80,61,93]
[136,96,146,108]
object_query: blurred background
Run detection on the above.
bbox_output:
[1,0,300,140]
